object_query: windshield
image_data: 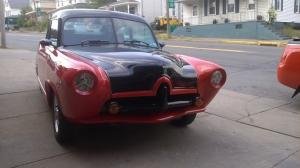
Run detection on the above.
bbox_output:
[62,17,158,48]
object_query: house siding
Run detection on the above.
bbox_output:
[182,0,269,25]
[56,0,87,9]
[195,0,264,25]
[276,0,300,23]
[257,0,271,21]
[182,4,200,25]
[103,0,169,23]
[142,0,166,23]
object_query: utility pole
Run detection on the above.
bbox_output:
[256,0,258,39]
[0,0,6,48]
[166,0,170,39]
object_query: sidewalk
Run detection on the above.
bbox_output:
[156,33,289,47]
[0,49,38,94]
[207,89,300,138]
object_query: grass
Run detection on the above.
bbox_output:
[282,26,300,38]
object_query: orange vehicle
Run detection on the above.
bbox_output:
[277,38,300,98]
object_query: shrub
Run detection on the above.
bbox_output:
[268,7,277,24]
[35,20,48,32]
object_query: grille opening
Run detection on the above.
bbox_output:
[101,93,198,116]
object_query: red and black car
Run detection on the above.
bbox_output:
[36,9,226,144]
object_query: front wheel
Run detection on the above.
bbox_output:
[171,114,197,127]
[53,96,73,144]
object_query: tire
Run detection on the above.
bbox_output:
[171,114,197,127]
[53,96,73,144]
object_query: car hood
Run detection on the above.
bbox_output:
[63,46,198,93]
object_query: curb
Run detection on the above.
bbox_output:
[220,40,258,45]
[10,30,46,35]
[221,40,288,47]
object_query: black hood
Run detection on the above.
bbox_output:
[64,45,197,93]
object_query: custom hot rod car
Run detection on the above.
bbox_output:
[36,9,226,144]
[278,38,300,98]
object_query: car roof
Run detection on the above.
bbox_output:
[52,9,146,23]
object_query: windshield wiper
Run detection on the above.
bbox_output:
[123,40,151,47]
[63,40,112,47]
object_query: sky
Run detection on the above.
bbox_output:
[8,0,30,9]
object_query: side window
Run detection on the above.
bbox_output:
[48,19,58,46]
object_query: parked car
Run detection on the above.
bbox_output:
[278,38,300,98]
[36,9,226,144]
[5,16,19,31]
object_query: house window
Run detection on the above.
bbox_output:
[227,0,235,13]
[296,0,300,13]
[209,0,216,15]
[248,0,255,10]
[274,0,282,11]
[192,6,198,16]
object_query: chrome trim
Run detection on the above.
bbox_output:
[37,76,47,95]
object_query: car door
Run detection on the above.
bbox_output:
[37,19,59,93]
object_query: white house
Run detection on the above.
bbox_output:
[101,0,179,23]
[179,0,300,25]
[30,0,56,13]
[4,0,21,17]
[277,0,300,23]
[55,0,87,9]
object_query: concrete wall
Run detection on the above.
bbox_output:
[172,21,283,40]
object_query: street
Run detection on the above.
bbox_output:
[0,32,299,168]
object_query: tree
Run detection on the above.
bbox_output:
[17,6,33,27]
[88,0,116,8]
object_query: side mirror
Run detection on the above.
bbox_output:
[159,42,166,48]
[40,39,52,47]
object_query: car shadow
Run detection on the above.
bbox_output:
[63,122,201,154]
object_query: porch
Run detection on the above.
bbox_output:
[178,0,270,25]
[106,0,141,15]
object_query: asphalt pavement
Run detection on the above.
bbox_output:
[6,32,44,51]
[0,32,299,168]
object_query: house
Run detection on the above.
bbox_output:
[27,0,56,20]
[55,0,88,9]
[29,0,56,13]
[4,0,23,17]
[100,0,178,23]
[179,0,300,25]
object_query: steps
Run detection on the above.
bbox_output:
[260,22,290,40]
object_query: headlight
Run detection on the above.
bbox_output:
[211,70,223,87]
[74,72,95,92]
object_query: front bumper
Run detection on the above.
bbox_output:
[67,107,205,124]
